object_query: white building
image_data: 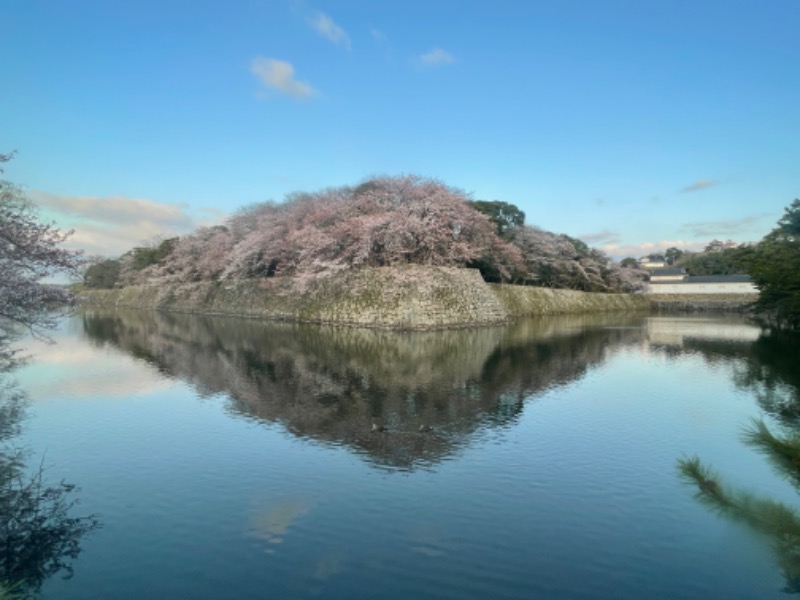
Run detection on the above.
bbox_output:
[649,268,687,283]
[648,275,759,295]
[639,257,667,269]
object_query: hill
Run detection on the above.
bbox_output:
[85,175,646,294]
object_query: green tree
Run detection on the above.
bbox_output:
[678,244,755,276]
[664,247,684,265]
[129,237,178,270]
[469,200,525,238]
[83,259,121,289]
[620,257,639,268]
[778,199,800,235]
[704,239,729,253]
[749,200,800,329]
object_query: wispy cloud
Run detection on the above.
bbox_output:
[580,229,620,245]
[680,179,718,193]
[370,27,387,43]
[419,47,455,67]
[310,12,351,49]
[680,215,767,238]
[31,190,215,257]
[602,240,705,260]
[369,26,393,62]
[251,57,316,100]
[34,192,196,229]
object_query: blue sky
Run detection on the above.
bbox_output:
[2,0,798,259]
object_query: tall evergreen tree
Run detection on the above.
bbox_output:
[749,200,800,329]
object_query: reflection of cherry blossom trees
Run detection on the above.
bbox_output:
[119,174,645,292]
[80,309,646,470]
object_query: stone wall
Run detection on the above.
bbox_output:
[649,294,757,313]
[78,266,650,329]
[491,284,649,316]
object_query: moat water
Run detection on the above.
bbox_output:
[4,309,800,598]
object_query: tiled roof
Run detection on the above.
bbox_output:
[649,268,686,276]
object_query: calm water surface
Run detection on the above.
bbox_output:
[5,309,800,598]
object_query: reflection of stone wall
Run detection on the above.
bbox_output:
[80,309,646,470]
[646,316,760,345]
[79,266,649,330]
[648,326,800,425]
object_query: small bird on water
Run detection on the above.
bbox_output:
[419,424,433,433]
[372,423,388,432]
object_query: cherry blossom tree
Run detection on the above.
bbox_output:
[509,226,646,292]
[147,175,524,286]
[109,174,643,294]
[0,153,83,355]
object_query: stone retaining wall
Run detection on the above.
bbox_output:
[649,294,757,313]
[491,284,649,316]
[78,266,650,329]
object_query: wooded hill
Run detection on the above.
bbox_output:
[85,175,646,294]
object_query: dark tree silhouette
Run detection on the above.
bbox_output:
[0,378,100,596]
[749,200,800,329]
[679,421,800,593]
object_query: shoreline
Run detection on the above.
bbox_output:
[75,267,758,330]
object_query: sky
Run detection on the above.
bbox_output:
[2,0,798,260]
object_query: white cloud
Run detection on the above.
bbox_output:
[34,192,195,228]
[251,57,316,100]
[311,12,351,49]
[15,335,175,400]
[370,27,387,43]
[30,190,215,257]
[580,229,620,245]
[66,222,174,255]
[419,47,455,67]
[680,179,718,193]
[370,27,393,61]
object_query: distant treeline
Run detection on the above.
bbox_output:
[84,175,647,294]
[633,240,756,276]
[634,201,800,329]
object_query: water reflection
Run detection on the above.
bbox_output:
[0,373,100,596]
[79,309,647,470]
[671,325,800,593]
[679,420,800,594]
[248,497,312,550]
[16,310,797,598]
[647,318,800,423]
